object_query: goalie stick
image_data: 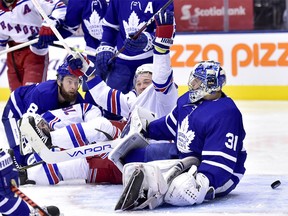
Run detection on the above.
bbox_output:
[108,0,174,64]
[19,114,148,163]
[115,156,200,211]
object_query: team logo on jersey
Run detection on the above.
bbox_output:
[84,10,103,40]
[177,116,195,153]
[123,11,146,36]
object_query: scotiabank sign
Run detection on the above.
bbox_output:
[175,0,254,31]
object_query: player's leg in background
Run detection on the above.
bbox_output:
[22,50,49,85]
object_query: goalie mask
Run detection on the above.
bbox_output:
[188,60,226,103]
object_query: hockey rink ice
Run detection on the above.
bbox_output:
[0,100,288,216]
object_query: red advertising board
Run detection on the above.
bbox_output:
[175,0,254,32]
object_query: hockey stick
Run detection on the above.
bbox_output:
[0,38,95,56]
[11,183,51,216]
[30,0,74,56]
[50,41,97,56]
[20,114,147,163]
[19,161,44,171]
[108,0,173,64]
[0,39,38,56]
[30,0,90,68]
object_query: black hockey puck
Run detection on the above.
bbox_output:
[271,180,281,189]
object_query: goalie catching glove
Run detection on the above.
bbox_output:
[153,10,175,53]
[164,165,215,206]
[67,54,96,78]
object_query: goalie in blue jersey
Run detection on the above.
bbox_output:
[111,60,247,210]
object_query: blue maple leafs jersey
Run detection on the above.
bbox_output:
[64,0,108,52]
[102,0,174,58]
[148,92,247,196]
[6,80,84,119]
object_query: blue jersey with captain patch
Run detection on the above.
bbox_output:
[102,0,174,58]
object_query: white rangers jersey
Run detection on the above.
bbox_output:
[42,103,120,149]
[42,103,102,130]
[0,0,66,49]
[87,52,178,119]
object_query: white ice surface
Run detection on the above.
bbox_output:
[1,100,288,216]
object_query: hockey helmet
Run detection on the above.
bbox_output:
[56,61,75,81]
[133,64,153,86]
[188,60,226,103]
[135,64,154,75]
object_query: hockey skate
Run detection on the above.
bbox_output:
[30,205,61,216]
[19,113,52,150]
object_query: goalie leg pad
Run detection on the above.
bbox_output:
[114,165,145,211]
[115,162,169,211]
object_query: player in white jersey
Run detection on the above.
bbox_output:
[15,103,123,185]
[0,0,66,91]
[68,9,177,120]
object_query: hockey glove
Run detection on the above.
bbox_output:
[95,43,116,79]
[67,53,96,78]
[38,16,62,47]
[28,33,49,56]
[124,32,153,53]
[164,165,214,206]
[153,10,175,53]
[0,150,19,198]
